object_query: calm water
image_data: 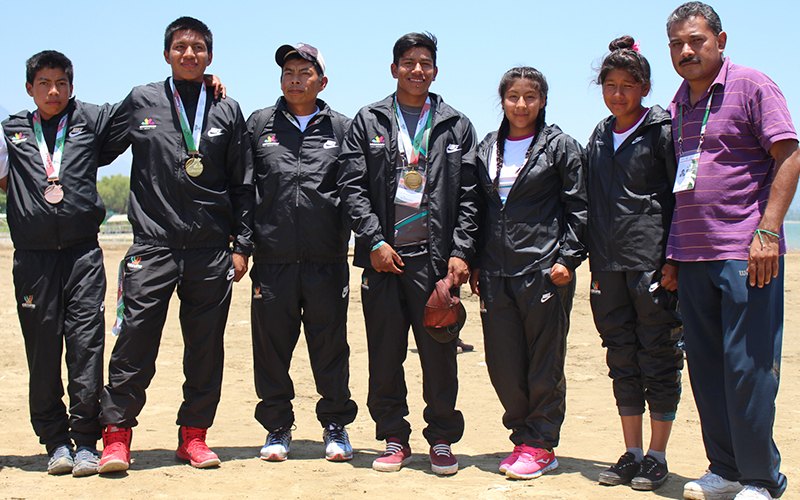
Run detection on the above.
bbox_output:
[784,222,800,251]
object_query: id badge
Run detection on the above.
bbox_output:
[673,152,700,193]
[394,167,425,208]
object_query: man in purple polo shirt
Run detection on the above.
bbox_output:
[660,3,800,500]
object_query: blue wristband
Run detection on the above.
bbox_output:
[371,241,385,252]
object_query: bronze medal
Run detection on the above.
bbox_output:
[44,183,64,204]
[404,169,423,190]
[185,157,204,177]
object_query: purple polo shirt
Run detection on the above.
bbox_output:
[667,57,797,261]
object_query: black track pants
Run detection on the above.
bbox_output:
[590,270,682,414]
[14,245,106,448]
[101,244,233,429]
[251,262,357,431]
[361,256,464,446]
[480,270,575,449]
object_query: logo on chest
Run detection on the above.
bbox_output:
[11,133,27,145]
[68,127,86,138]
[262,134,279,147]
[139,118,157,130]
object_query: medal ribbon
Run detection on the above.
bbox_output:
[678,85,716,156]
[32,111,68,180]
[395,96,433,165]
[169,78,207,155]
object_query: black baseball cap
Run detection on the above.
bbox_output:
[275,43,326,76]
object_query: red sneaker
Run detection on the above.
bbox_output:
[499,444,524,473]
[372,438,411,472]
[176,426,221,468]
[98,425,132,473]
[505,445,558,480]
[429,440,458,475]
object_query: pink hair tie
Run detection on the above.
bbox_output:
[632,40,641,53]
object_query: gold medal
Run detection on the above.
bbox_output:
[404,169,423,190]
[44,183,64,204]
[185,157,204,177]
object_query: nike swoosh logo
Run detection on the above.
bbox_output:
[208,128,224,137]
[69,129,85,137]
[632,136,644,144]
[541,292,553,303]
[446,144,461,154]
[323,140,337,149]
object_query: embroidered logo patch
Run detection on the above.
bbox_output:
[342,285,349,298]
[68,127,86,138]
[361,276,369,290]
[207,128,223,137]
[253,286,262,299]
[649,282,660,293]
[262,134,279,146]
[126,256,143,270]
[139,118,157,130]
[540,291,554,303]
[590,280,601,295]
[21,295,36,309]
[323,140,337,149]
[446,144,461,154]
[11,133,27,145]
[370,136,385,146]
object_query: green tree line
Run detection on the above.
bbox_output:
[97,174,130,214]
[0,175,129,214]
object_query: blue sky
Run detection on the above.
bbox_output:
[1,0,798,183]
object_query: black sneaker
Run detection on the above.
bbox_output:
[598,452,640,485]
[631,455,669,490]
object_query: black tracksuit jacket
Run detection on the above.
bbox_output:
[585,105,676,272]
[248,97,351,264]
[475,125,587,276]
[337,93,481,276]
[103,79,254,255]
[2,99,120,250]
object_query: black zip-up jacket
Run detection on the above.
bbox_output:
[337,93,480,276]
[585,105,676,272]
[103,79,254,255]
[2,99,121,250]
[248,97,351,264]
[475,125,587,276]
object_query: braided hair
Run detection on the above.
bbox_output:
[596,36,651,86]
[492,67,548,193]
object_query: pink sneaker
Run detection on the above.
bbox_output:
[98,425,132,474]
[505,445,558,480]
[372,438,411,472]
[176,426,221,468]
[499,444,524,473]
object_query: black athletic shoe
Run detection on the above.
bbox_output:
[598,452,640,485]
[631,455,669,490]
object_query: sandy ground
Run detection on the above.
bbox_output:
[0,240,797,500]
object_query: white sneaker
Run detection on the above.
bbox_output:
[684,470,743,500]
[734,486,773,500]
[323,424,353,461]
[260,428,291,461]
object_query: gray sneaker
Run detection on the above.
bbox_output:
[72,446,100,477]
[323,424,353,461]
[47,444,74,475]
[260,428,291,461]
